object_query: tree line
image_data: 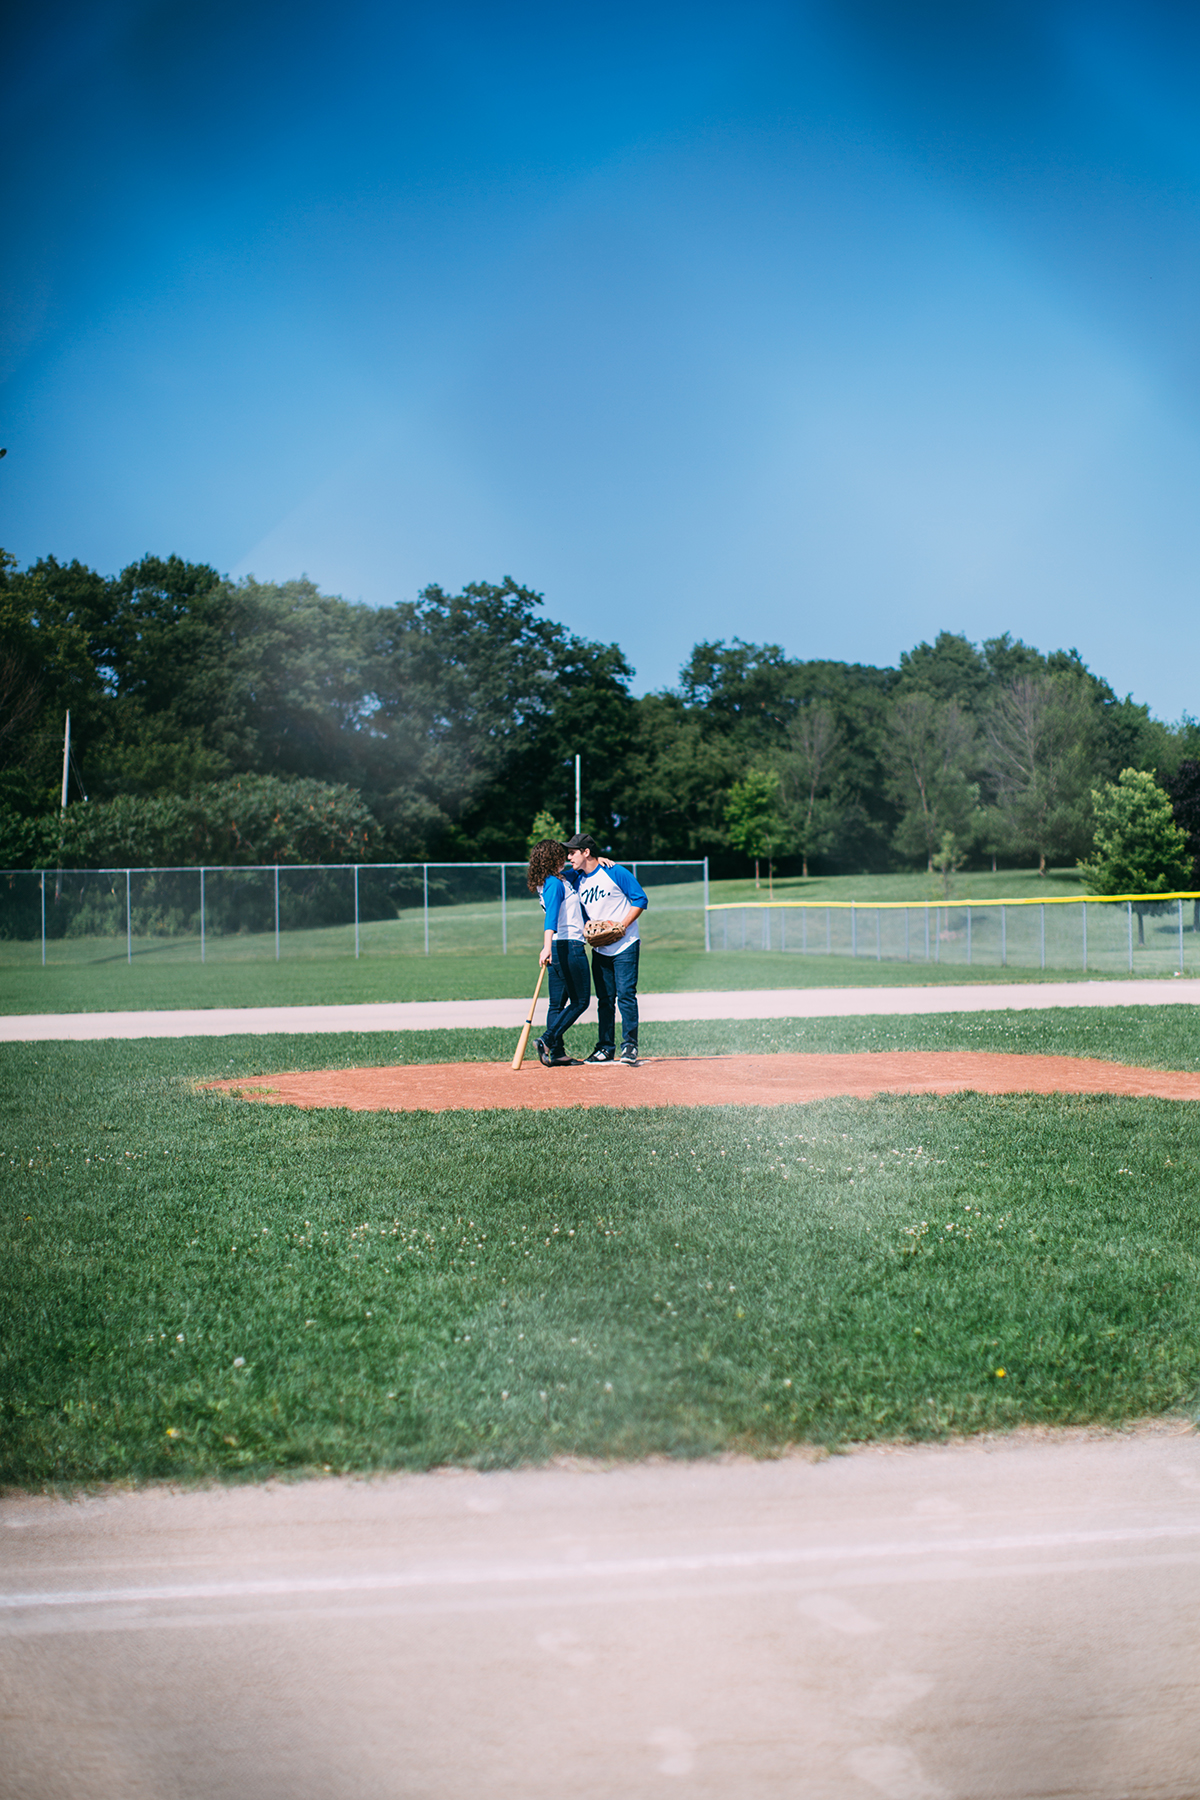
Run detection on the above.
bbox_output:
[2,548,1198,882]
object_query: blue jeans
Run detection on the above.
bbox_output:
[544,940,591,1053]
[592,941,639,1049]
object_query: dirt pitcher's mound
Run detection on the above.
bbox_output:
[207,1051,1200,1114]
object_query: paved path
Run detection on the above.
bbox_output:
[3,978,1198,1040]
[3,1426,1197,1799]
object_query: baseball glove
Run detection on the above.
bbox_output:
[583,918,626,949]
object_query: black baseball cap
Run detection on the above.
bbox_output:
[563,832,599,853]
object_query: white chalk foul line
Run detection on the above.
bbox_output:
[5,1518,1200,1613]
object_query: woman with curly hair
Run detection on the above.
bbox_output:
[526,837,591,1067]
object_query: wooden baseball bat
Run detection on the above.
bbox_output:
[510,962,548,1070]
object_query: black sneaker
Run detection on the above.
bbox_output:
[548,1051,577,1067]
[619,1042,639,1067]
[584,1046,615,1064]
[536,1038,554,1067]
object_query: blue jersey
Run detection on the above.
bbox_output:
[538,874,585,941]
[568,863,648,956]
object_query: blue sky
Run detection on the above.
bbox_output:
[3,0,1199,714]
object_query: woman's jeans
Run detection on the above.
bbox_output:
[592,941,639,1049]
[544,940,591,1052]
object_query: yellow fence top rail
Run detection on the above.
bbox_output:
[707,892,1200,913]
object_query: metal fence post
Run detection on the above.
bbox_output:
[1179,898,1185,971]
[423,864,429,954]
[1081,901,1087,971]
[274,865,280,961]
[40,870,46,966]
[851,902,857,957]
[1040,904,1045,970]
[126,869,132,963]
[500,864,507,954]
[781,908,786,952]
[924,905,929,960]
[200,867,205,964]
[966,907,971,966]
[876,908,881,960]
[801,907,807,953]
[762,908,770,951]
[1127,901,1133,972]
[904,907,909,961]
[934,908,940,963]
[354,864,360,959]
[703,857,710,952]
[826,907,831,954]
[1001,905,1006,968]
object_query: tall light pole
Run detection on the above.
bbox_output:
[574,754,581,834]
[55,709,70,902]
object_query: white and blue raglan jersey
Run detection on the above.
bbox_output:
[569,863,648,956]
[538,875,585,942]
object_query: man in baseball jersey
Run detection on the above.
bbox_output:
[563,833,648,1066]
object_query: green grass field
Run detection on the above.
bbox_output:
[3,1005,1199,1487]
[713,866,1091,905]
[0,947,1141,1017]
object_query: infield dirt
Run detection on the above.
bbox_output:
[207,1049,1200,1112]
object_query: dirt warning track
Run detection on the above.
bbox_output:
[206,1050,1200,1113]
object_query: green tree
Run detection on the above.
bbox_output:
[984,672,1098,874]
[2,775,383,875]
[724,767,786,895]
[896,631,990,707]
[616,692,743,859]
[10,541,1195,887]
[1155,715,1200,784]
[1,555,637,863]
[526,810,568,855]
[1164,759,1200,931]
[1078,769,1190,944]
[56,776,380,868]
[776,700,841,878]
[981,632,1047,686]
[0,550,113,809]
[886,693,981,868]
[931,829,966,899]
[782,661,893,872]
[629,641,892,871]
[372,580,635,858]
[96,566,372,794]
[679,639,795,748]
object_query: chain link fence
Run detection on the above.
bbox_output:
[0,861,710,968]
[707,895,1200,976]
[9,868,1196,978]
